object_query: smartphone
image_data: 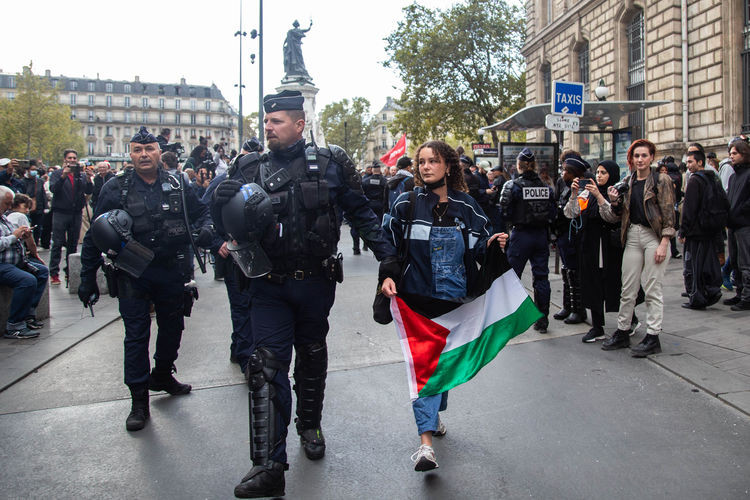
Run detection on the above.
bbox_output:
[578,178,590,187]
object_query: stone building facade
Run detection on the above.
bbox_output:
[0,69,236,160]
[364,96,402,166]
[522,0,748,161]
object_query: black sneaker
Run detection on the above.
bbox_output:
[680,292,689,297]
[724,296,741,306]
[533,317,548,333]
[299,428,326,460]
[706,292,722,307]
[601,329,630,350]
[25,318,44,330]
[631,334,662,358]
[730,300,750,311]
[3,326,39,339]
[234,461,287,498]
[582,327,605,343]
[352,248,361,255]
[681,302,705,310]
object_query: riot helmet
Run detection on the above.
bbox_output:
[221,183,274,278]
[91,209,154,278]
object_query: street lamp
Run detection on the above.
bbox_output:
[594,79,610,161]
[594,79,609,101]
[235,0,247,147]
[250,0,264,144]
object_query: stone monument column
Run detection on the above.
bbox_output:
[275,82,326,146]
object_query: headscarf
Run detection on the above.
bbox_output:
[597,160,620,195]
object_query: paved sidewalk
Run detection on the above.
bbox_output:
[1,241,749,417]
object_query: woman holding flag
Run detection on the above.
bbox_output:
[378,140,511,472]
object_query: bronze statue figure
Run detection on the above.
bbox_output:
[282,19,313,84]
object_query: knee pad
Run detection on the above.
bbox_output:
[246,347,286,391]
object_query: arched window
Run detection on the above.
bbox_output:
[577,41,590,98]
[627,10,645,139]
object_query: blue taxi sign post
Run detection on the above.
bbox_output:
[551,81,585,116]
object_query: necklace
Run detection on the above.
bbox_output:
[433,202,449,222]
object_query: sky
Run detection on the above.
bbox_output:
[3,0,460,117]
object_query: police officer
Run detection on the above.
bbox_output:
[210,90,395,498]
[77,126,213,432]
[353,161,386,254]
[500,147,556,332]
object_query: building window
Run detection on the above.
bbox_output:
[106,112,112,122]
[546,0,553,24]
[124,111,130,123]
[142,112,148,123]
[175,128,181,138]
[124,96,130,107]
[159,98,165,109]
[88,95,95,106]
[175,113,181,124]
[105,83,113,92]
[382,113,387,121]
[142,97,149,108]
[106,144,112,155]
[124,84,131,93]
[70,80,78,90]
[106,95,112,107]
[190,129,196,138]
[627,10,646,139]
[70,94,77,106]
[205,115,211,125]
[88,110,94,121]
[577,42,590,98]
[159,113,165,124]
[88,82,95,91]
[190,99,196,111]
[106,126,113,136]
[88,142,95,155]
[175,99,181,110]
[125,143,130,154]
[205,101,211,111]
[190,114,196,125]
[88,126,95,136]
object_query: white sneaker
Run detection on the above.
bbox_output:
[629,318,642,337]
[433,418,447,437]
[411,444,438,471]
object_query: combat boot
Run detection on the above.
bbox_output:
[149,363,191,395]
[601,329,630,351]
[294,342,328,460]
[564,270,587,324]
[553,268,571,320]
[234,461,287,498]
[299,428,326,460]
[126,386,150,432]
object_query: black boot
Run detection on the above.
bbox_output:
[564,270,587,324]
[126,386,150,432]
[631,334,662,357]
[553,269,571,320]
[234,461,287,498]
[601,329,630,350]
[532,294,549,333]
[149,362,191,395]
[294,342,328,460]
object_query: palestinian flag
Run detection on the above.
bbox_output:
[390,249,541,400]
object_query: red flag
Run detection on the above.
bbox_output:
[379,134,407,167]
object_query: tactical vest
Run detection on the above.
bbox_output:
[511,174,551,227]
[362,174,385,202]
[116,168,190,258]
[228,146,339,272]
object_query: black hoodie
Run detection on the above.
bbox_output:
[727,162,750,228]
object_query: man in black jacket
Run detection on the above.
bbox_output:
[48,149,93,284]
[725,138,750,310]
[678,150,724,309]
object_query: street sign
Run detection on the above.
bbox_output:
[545,114,580,132]
[551,80,585,116]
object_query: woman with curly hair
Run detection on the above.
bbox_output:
[379,140,507,472]
[600,139,676,357]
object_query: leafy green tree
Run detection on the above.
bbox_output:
[0,64,84,163]
[319,97,374,162]
[242,111,259,140]
[384,0,526,145]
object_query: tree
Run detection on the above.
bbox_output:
[0,63,84,163]
[242,112,259,140]
[384,0,526,145]
[319,97,374,163]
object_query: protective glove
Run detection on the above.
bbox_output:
[214,180,243,206]
[193,226,214,248]
[78,279,100,307]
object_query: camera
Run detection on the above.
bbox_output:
[613,180,629,197]
[199,158,217,174]
[161,142,185,156]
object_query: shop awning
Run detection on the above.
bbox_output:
[480,100,671,133]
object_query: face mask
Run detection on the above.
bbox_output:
[29,170,38,177]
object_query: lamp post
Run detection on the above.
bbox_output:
[235,0,247,147]
[594,79,610,161]
[250,0,264,144]
[344,121,349,154]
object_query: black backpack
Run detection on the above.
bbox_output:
[693,170,729,232]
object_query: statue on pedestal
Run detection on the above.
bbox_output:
[282,20,313,84]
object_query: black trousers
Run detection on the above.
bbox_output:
[683,237,722,307]
[49,210,82,276]
[40,211,53,248]
[728,227,750,302]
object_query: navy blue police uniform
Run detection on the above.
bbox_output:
[78,127,212,432]
[499,149,556,332]
[212,91,396,499]
[351,166,386,253]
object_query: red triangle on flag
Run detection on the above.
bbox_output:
[394,297,450,393]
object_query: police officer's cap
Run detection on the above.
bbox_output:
[263,90,304,113]
[518,147,535,162]
[459,155,474,166]
[131,126,158,144]
[563,154,590,176]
